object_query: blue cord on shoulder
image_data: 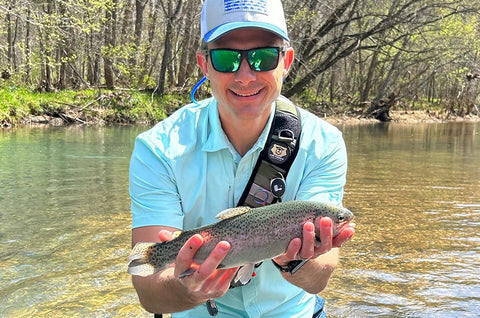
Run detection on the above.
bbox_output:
[190,76,207,105]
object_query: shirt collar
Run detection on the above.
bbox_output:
[202,99,276,156]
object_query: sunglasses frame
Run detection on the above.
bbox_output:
[206,46,287,73]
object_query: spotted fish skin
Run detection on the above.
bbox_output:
[127,200,354,277]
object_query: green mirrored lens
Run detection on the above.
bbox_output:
[248,48,279,71]
[209,47,281,73]
[211,50,241,72]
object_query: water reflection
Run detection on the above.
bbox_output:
[324,122,480,317]
[0,126,150,317]
[0,122,479,317]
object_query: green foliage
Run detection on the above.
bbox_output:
[0,85,61,123]
[0,85,189,126]
[2,0,480,118]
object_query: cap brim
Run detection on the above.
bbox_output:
[204,21,289,43]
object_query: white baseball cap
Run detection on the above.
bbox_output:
[201,0,289,43]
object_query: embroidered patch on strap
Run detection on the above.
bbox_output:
[224,0,268,14]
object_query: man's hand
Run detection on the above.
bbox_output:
[273,217,354,267]
[159,230,239,303]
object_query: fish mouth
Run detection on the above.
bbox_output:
[313,221,354,244]
[333,221,354,237]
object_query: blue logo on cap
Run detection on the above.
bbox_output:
[224,0,268,14]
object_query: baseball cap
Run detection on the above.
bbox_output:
[201,0,289,43]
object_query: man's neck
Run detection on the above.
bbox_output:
[220,113,270,157]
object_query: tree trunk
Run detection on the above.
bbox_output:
[121,0,134,43]
[41,0,54,92]
[364,92,395,121]
[177,0,198,87]
[361,49,379,103]
[138,0,160,86]
[156,0,183,96]
[57,1,68,89]
[6,0,15,71]
[133,0,148,68]
[104,0,118,89]
[25,7,32,83]
[156,22,172,96]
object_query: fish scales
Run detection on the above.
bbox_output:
[127,200,354,277]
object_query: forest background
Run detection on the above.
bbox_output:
[1,0,480,126]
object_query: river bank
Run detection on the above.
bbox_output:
[1,86,479,127]
[325,109,480,126]
[13,109,480,128]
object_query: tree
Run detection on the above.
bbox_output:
[283,0,479,109]
[0,0,479,115]
[155,0,182,96]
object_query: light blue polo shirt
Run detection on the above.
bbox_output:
[129,97,347,318]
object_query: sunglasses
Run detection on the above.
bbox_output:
[207,46,287,73]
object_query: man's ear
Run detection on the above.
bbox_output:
[282,47,294,77]
[197,52,209,78]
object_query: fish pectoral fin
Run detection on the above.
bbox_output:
[234,263,256,285]
[215,206,251,220]
[127,262,157,277]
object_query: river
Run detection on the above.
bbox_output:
[0,122,479,317]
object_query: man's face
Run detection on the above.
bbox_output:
[197,28,294,123]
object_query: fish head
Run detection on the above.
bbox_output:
[316,204,355,236]
[332,206,354,224]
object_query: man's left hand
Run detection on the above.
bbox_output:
[273,217,354,267]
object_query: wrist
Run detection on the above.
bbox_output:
[173,276,206,309]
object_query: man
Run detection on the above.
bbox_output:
[129,0,355,317]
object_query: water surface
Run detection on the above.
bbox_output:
[325,123,480,317]
[0,126,148,317]
[0,122,479,317]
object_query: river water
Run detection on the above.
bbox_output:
[0,122,479,317]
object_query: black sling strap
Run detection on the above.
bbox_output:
[226,96,302,293]
[237,95,302,208]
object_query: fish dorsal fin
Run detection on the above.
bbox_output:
[215,206,251,220]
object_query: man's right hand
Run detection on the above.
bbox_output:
[131,226,238,313]
[159,230,239,304]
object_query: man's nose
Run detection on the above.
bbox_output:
[234,57,256,84]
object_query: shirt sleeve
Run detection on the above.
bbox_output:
[129,136,184,229]
[294,123,348,206]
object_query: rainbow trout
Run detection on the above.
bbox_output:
[127,200,354,279]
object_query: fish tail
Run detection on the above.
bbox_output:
[127,242,159,277]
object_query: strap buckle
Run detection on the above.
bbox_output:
[272,129,296,148]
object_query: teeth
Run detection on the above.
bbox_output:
[234,90,260,97]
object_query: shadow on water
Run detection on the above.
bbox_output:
[0,122,479,317]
